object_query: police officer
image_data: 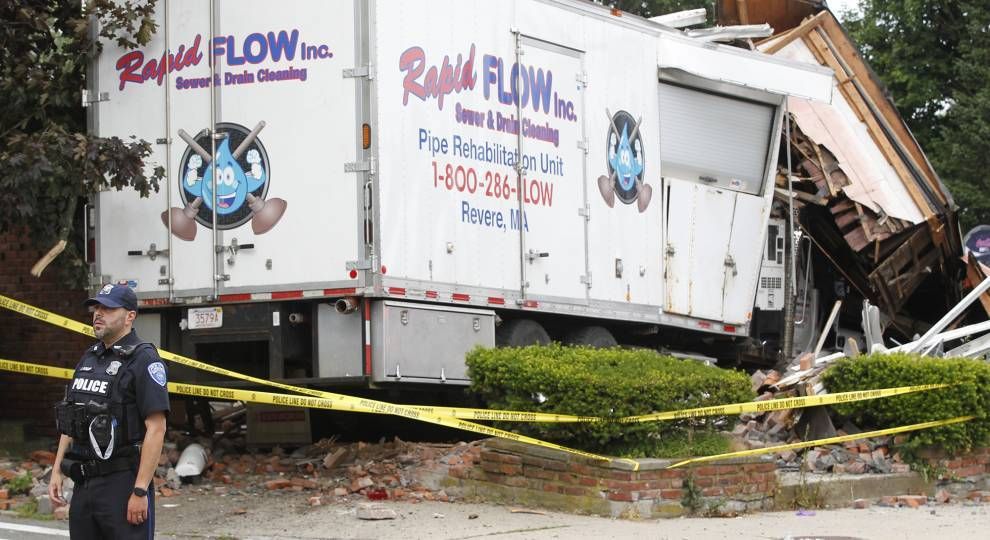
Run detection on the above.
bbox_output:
[48,283,169,539]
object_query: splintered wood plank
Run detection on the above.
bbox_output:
[830,198,856,214]
[834,209,862,230]
[737,0,750,25]
[812,143,839,197]
[761,11,828,55]
[854,202,876,242]
[844,227,870,252]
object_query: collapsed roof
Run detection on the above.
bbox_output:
[722,4,964,333]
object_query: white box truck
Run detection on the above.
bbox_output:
[88,0,832,386]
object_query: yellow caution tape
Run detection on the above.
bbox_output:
[0,294,954,425]
[4,357,971,477]
[0,293,961,471]
[668,415,976,469]
[620,384,951,423]
[407,405,597,423]
[0,356,969,473]
[0,356,628,466]
[0,294,589,423]
[0,358,75,380]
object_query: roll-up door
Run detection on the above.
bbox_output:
[659,82,774,195]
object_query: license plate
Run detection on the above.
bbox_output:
[188,307,223,329]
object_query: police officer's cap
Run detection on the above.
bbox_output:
[85,283,138,312]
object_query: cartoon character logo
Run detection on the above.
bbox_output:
[597,109,652,213]
[162,121,287,241]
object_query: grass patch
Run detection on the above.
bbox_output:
[14,498,53,521]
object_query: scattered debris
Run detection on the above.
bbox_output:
[356,503,398,520]
[175,443,208,477]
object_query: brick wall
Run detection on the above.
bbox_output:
[920,446,990,479]
[445,439,777,518]
[0,233,91,438]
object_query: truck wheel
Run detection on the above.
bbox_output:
[563,326,617,348]
[496,319,551,347]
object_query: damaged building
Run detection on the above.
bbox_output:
[716,2,964,363]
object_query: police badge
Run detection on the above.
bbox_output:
[106,360,122,376]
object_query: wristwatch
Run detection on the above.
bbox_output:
[132,486,148,497]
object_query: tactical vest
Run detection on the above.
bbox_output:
[56,343,153,460]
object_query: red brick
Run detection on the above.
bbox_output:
[264,479,293,490]
[897,495,927,508]
[524,467,556,481]
[693,477,714,488]
[608,470,634,481]
[30,450,55,465]
[521,455,547,467]
[0,488,8,500]
[568,463,597,476]
[554,472,576,484]
[660,489,684,499]
[953,465,985,477]
[878,495,899,507]
[606,479,646,490]
[718,475,743,486]
[694,466,718,476]
[606,491,636,502]
[498,464,522,476]
[547,460,569,472]
[290,478,319,490]
[702,487,724,497]
[480,451,505,463]
[562,485,590,496]
[577,476,600,487]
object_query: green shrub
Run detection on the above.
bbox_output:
[822,353,990,454]
[466,344,753,456]
[5,472,33,495]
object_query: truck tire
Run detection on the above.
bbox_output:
[496,319,551,347]
[563,326,617,348]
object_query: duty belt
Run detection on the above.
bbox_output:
[62,453,137,481]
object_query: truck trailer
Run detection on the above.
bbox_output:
[88,0,833,388]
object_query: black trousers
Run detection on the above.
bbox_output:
[69,469,153,540]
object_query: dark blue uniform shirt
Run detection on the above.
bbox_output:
[66,329,170,458]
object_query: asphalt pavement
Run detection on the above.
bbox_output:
[0,518,69,539]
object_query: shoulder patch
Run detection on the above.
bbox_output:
[147,362,167,387]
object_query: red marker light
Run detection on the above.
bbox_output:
[349,269,358,279]
[380,265,387,274]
